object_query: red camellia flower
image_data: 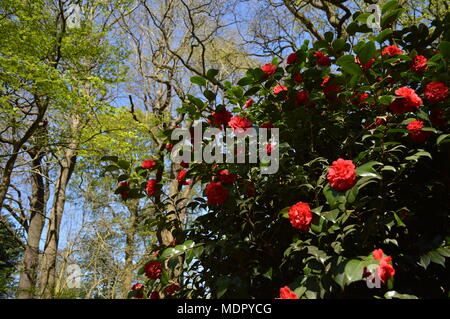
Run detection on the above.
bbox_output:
[177,169,191,185]
[399,210,409,219]
[287,52,298,64]
[180,160,190,168]
[288,202,313,231]
[169,239,177,247]
[273,84,288,95]
[146,179,158,196]
[205,181,228,205]
[292,74,303,83]
[355,57,375,69]
[373,248,384,260]
[351,92,369,105]
[132,283,143,290]
[327,158,357,192]
[321,76,331,86]
[324,84,341,100]
[212,109,233,127]
[144,261,162,280]
[245,98,254,108]
[313,51,332,66]
[388,99,408,114]
[295,90,309,105]
[261,63,277,76]
[321,77,341,101]
[370,248,396,284]
[407,120,423,130]
[424,81,449,103]
[410,55,427,72]
[141,159,156,170]
[165,284,180,295]
[381,45,403,56]
[131,283,144,299]
[177,169,187,182]
[277,286,299,299]
[266,143,274,155]
[375,117,387,126]
[119,181,129,188]
[323,83,341,94]
[217,169,238,184]
[406,120,430,142]
[387,77,397,86]
[260,122,275,128]
[365,117,387,130]
[407,120,424,131]
[228,116,253,134]
[241,181,256,197]
[165,143,173,152]
[389,86,422,114]
[395,87,422,107]
[150,291,160,299]
[118,181,130,199]
[430,108,446,126]
[377,258,395,284]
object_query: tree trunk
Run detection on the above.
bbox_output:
[0,103,48,211]
[16,152,48,299]
[38,149,77,298]
[38,116,79,298]
[156,162,195,296]
[121,199,138,298]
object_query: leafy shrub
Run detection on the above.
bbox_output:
[107,3,450,299]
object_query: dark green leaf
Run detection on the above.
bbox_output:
[244,86,260,96]
[237,77,253,86]
[438,41,450,59]
[191,76,206,86]
[419,254,430,269]
[100,156,118,162]
[203,89,216,101]
[117,159,130,170]
[358,41,376,64]
[429,251,446,267]
[336,55,362,76]
[332,39,346,52]
[381,8,404,28]
[206,69,219,80]
[376,28,393,43]
[379,95,396,105]
[324,31,334,42]
[104,164,120,172]
[279,206,290,218]
[382,0,399,14]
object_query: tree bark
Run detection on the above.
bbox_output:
[156,162,195,295]
[38,115,79,298]
[121,199,138,298]
[16,151,48,299]
[0,108,48,214]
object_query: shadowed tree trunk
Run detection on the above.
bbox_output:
[156,162,195,297]
[121,199,139,298]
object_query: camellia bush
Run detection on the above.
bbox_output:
[105,2,450,299]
